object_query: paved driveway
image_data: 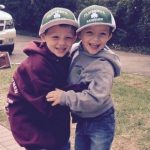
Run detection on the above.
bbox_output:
[115,51,150,76]
[10,35,150,76]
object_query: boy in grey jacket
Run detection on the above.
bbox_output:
[46,5,121,150]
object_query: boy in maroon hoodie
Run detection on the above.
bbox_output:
[6,7,85,150]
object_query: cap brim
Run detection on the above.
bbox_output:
[39,19,78,36]
[76,22,116,33]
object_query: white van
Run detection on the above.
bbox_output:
[0,5,16,55]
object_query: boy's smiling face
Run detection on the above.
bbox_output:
[78,25,112,55]
[41,25,76,57]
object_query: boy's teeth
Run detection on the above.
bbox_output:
[90,44,98,48]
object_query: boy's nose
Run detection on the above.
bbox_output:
[92,36,100,42]
[58,39,66,45]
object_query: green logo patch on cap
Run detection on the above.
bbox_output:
[81,10,111,26]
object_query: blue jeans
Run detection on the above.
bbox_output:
[75,107,115,150]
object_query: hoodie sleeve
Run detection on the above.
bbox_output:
[60,59,115,117]
[63,82,89,92]
[10,56,59,119]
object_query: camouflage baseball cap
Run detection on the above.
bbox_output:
[39,7,78,36]
[77,5,116,33]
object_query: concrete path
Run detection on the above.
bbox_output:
[0,125,25,150]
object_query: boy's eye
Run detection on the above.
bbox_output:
[86,31,93,35]
[101,33,106,35]
[52,36,59,39]
[66,36,73,40]
[99,32,107,36]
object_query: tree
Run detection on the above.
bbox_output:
[115,0,150,46]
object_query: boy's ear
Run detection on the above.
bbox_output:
[73,35,77,42]
[77,32,81,40]
[40,34,46,42]
[108,33,112,40]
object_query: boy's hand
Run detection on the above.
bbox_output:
[46,88,64,106]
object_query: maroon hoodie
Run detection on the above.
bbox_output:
[6,41,72,150]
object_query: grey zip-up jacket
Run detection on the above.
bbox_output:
[60,42,121,118]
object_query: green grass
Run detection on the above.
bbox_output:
[0,65,17,127]
[0,66,150,150]
[112,74,150,150]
